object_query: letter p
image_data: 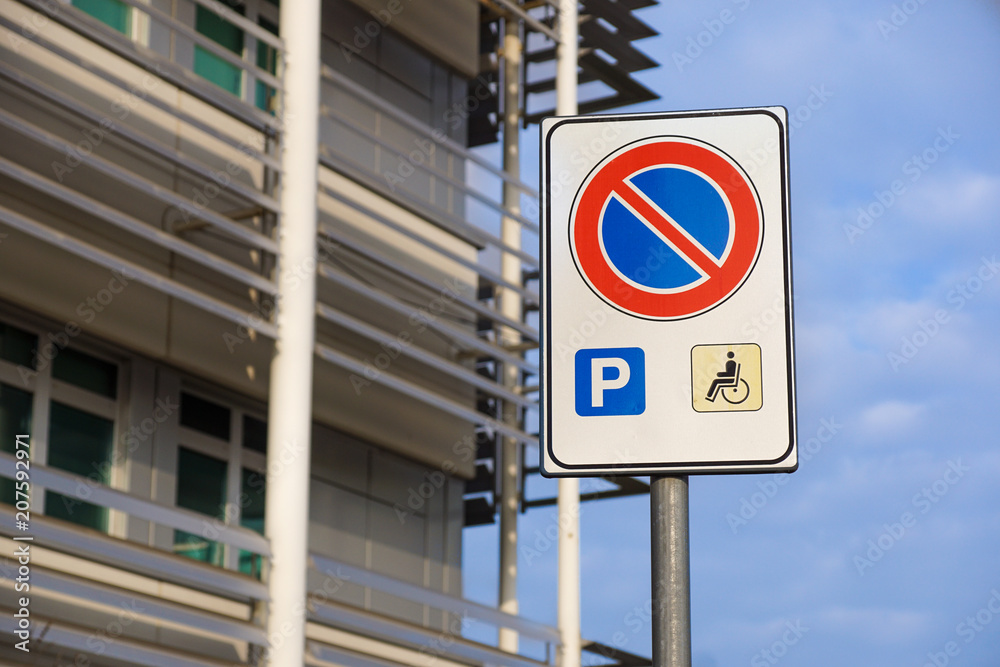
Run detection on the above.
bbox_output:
[575,348,645,416]
[592,357,629,407]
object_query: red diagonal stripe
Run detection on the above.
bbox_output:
[613,182,721,280]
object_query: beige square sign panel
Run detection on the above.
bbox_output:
[692,344,762,412]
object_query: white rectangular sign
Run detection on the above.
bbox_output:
[540,107,796,476]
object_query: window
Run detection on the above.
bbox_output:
[174,390,267,573]
[0,320,121,533]
[0,384,32,507]
[239,467,266,576]
[174,446,228,566]
[254,16,279,112]
[45,347,119,532]
[45,402,114,532]
[242,414,267,454]
[72,0,131,35]
[0,323,35,507]
[0,323,37,369]
[193,0,280,112]
[194,0,245,98]
[52,347,118,399]
[180,391,231,441]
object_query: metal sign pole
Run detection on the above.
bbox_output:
[650,475,691,667]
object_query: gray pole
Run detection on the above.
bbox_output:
[650,474,691,667]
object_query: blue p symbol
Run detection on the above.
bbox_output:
[575,348,645,416]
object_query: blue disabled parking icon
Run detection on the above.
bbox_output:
[575,348,645,416]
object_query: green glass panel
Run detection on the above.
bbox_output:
[194,47,243,97]
[52,347,117,399]
[194,3,244,97]
[0,384,33,507]
[239,467,266,577]
[45,402,114,532]
[197,4,243,53]
[0,323,37,369]
[73,0,130,35]
[174,447,227,566]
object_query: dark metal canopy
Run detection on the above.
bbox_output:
[469,0,661,146]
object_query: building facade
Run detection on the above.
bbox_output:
[0,0,657,664]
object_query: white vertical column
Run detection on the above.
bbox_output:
[555,3,580,667]
[265,0,321,663]
[498,14,523,655]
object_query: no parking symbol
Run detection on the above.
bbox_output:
[570,137,763,320]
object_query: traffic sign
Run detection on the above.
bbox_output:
[571,138,762,320]
[540,108,797,476]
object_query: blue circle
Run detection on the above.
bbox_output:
[600,167,731,289]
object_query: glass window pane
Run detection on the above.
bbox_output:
[52,347,118,399]
[254,16,279,112]
[0,323,37,369]
[174,447,227,566]
[242,415,267,453]
[72,0,131,35]
[0,384,33,507]
[180,392,231,441]
[197,3,243,53]
[45,402,114,532]
[194,47,243,96]
[194,2,244,97]
[239,467,266,576]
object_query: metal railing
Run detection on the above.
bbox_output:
[0,0,549,660]
[308,555,559,667]
[0,450,563,667]
[3,0,541,449]
[0,0,282,336]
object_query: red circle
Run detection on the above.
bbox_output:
[571,138,762,320]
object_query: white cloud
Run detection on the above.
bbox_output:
[814,605,932,644]
[859,399,925,440]
[898,170,1000,230]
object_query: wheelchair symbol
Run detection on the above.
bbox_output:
[705,352,751,405]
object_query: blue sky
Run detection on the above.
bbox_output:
[464,1,1000,666]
